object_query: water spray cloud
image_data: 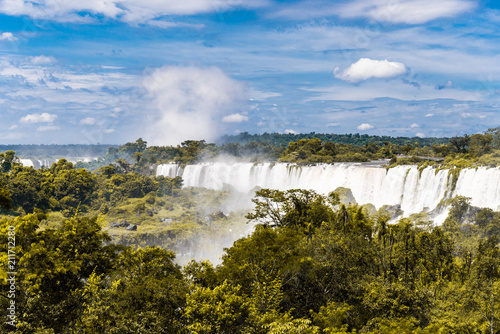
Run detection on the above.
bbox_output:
[143,65,245,145]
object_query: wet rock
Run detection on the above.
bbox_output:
[333,187,357,205]
[110,220,130,228]
[379,204,403,219]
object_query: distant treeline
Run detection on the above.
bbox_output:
[0,144,116,158]
[6,128,500,170]
[218,132,451,147]
[68,127,500,172]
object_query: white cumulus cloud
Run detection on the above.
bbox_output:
[334,58,407,83]
[338,0,475,24]
[416,132,425,138]
[0,32,17,41]
[80,117,96,125]
[222,113,249,123]
[357,123,374,130]
[30,55,56,65]
[410,123,419,128]
[143,66,245,145]
[425,113,434,117]
[285,129,297,134]
[20,113,57,123]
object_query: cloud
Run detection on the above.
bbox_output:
[8,124,17,130]
[222,113,249,123]
[248,88,282,101]
[357,123,374,130]
[285,129,297,134]
[410,123,419,128]
[20,112,57,123]
[0,32,17,41]
[425,113,434,117]
[30,55,56,65]
[147,20,205,29]
[304,80,480,102]
[37,125,60,131]
[416,132,425,138]
[334,58,407,83]
[0,0,268,24]
[338,0,476,24]
[436,80,453,90]
[142,66,245,145]
[80,117,96,125]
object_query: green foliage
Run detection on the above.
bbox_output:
[219,132,449,148]
[310,302,353,333]
[0,150,18,173]
[185,280,255,334]
[0,214,121,333]
[245,188,337,229]
[0,174,11,211]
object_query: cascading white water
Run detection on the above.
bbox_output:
[157,162,497,216]
[19,157,100,169]
[453,167,500,211]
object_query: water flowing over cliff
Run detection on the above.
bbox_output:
[20,157,98,169]
[157,162,500,218]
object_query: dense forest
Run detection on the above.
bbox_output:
[218,132,451,147]
[1,128,500,332]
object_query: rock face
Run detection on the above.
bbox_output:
[333,187,357,205]
[126,224,137,231]
[110,220,130,228]
[160,218,173,223]
[379,204,404,220]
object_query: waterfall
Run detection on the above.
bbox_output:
[453,167,500,210]
[156,162,500,215]
[19,157,99,169]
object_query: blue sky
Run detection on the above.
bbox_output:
[0,0,499,145]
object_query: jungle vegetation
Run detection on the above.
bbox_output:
[1,127,500,332]
[1,148,500,332]
[1,179,500,332]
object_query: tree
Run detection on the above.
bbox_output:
[0,214,121,333]
[449,135,470,154]
[0,174,11,211]
[0,150,18,173]
[219,224,303,297]
[185,280,255,334]
[245,188,336,229]
[471,133,493,156]
[467,237,500,334]
[375,214,390,281]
